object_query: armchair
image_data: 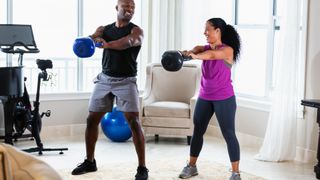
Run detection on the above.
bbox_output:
[139,63,201,145]
[0,143,62,180]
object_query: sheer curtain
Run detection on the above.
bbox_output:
[255,0,302,161]
[149,0,182,63]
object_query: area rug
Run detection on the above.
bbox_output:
[59,159,265,180]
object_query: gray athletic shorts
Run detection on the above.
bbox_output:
[88,73,139,112]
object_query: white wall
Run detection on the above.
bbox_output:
[296,0,320,154]
[38,99,89,126]
[0,98,89,137]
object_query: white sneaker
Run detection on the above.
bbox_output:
[179,164,198,179]
[229,172,241,180]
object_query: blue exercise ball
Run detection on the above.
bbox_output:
[101,107,132,142]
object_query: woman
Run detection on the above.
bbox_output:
[179,18,241,180]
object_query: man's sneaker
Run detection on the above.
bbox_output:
[179,164,198,179]
[229,172,241,180]
[135,166,149,180]
[71,159,97,175]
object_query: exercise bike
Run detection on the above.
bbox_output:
[0,24,67,155]
[12,59,68,155]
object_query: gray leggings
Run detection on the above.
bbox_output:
[190,96,240,162]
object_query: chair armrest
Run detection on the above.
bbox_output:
[190,63,200,117]
[139,92,156,119]
[190,94,198,119]
[139,95,144,120]
[140,63,162,119]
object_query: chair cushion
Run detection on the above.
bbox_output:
[144,101,190,118]
[151,65,198,103]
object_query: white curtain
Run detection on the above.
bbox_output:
[255,0,302,161]
[150,0,182,63]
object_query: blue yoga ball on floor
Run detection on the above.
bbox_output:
[101,107,132,142]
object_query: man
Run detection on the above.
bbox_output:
[71,0,148,179]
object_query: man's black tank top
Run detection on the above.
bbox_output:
[101,22,141,77]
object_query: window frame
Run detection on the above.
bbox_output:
[233,0,307,113]
[232,0,275,101]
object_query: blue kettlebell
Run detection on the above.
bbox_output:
[73,37,103,58]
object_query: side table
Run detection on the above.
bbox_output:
[301,99,320,179]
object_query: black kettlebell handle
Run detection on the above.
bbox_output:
[173,50,193,61]
[181,53,192,61]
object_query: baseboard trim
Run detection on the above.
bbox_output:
[41,124,87,139]
[295,146,317,163]
[206,125,263,149]
[0,124,102,141]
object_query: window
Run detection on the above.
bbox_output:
[7,0,143,93]
[233,28,269,97]
[0,0,6,23]
[235,0,305,101]
[3,0,305,102]
[179,0,306,103]
[233,0,273,98]
[81,0,118,92]
[180,0,280,101]
[237,0,270,25]
[13,0,78,93]
[180,0,233,50]
[0,0,6,67]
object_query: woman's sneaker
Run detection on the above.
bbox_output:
[229,172,241,180]
[71,159,97,175]
[179,164,198,179]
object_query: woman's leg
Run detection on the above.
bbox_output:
[179,98,214,179]
[214,96,240,172]
[189,98,214,165]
